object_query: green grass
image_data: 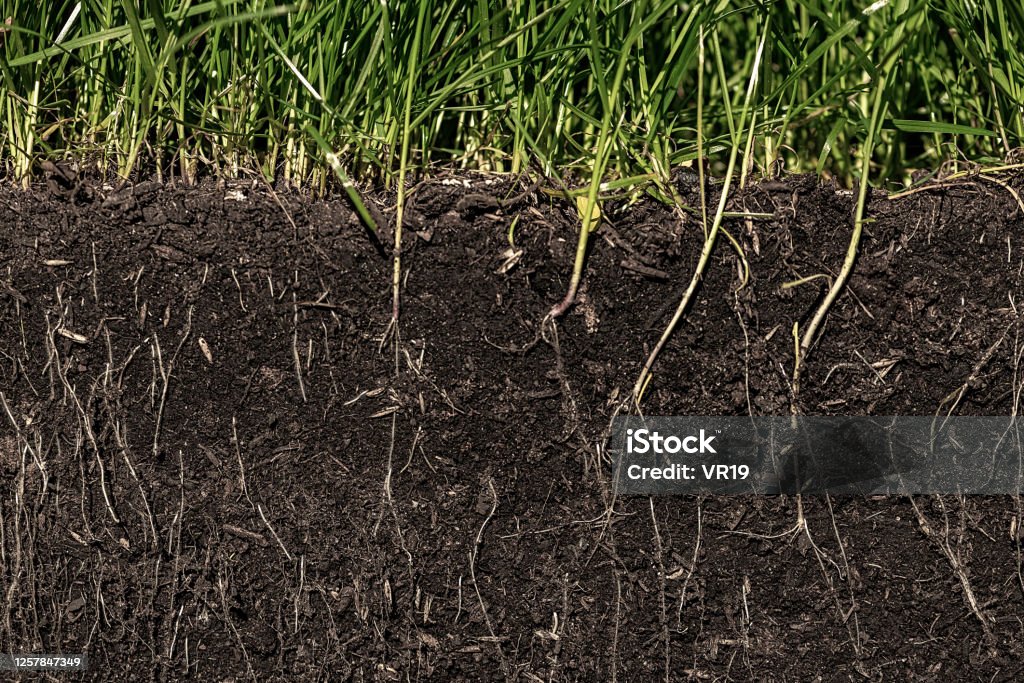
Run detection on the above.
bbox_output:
[2,0,1022,190]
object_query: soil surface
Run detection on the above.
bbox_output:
[2,171,1024,681]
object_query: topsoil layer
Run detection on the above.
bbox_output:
[2,171,1024,681]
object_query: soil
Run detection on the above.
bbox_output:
[2,170,1024,681]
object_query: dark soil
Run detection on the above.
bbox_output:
[2,171,1024,681]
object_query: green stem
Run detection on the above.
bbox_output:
[394,0,429,323]
[793,72,889,406]
[633,27,767,404]
[550,0,674,319]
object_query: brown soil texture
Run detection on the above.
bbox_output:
[2,172,1024,681]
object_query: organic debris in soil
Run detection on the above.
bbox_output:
[1,173,1023,680]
